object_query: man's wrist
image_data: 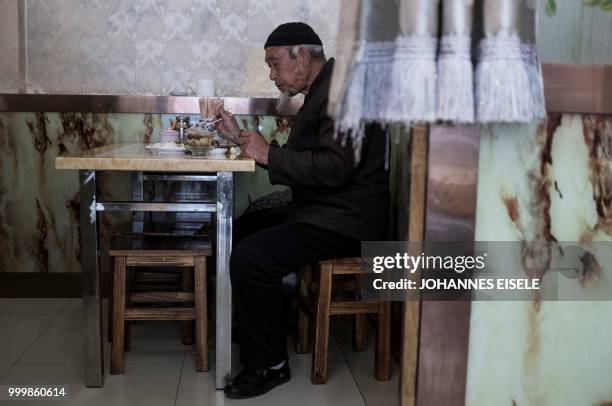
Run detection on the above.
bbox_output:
[228,129,242,142]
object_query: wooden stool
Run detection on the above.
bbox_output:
[107,261,195,347]
[296,258,391,384]
[109,234,212,374]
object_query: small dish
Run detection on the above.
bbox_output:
[184,145,229,157]
[145,142,186,155]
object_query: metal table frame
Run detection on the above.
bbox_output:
[79,169,233,389]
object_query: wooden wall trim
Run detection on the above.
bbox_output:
[0,272,111,298]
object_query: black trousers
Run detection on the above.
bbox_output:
[230,208,360,369]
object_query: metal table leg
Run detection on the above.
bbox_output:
[79,170,104,387]
[131,171,144,232]
[215,171,233,389]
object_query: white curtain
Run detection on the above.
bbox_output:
[329,0,546,148]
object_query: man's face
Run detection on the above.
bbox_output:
[265,46,309,96]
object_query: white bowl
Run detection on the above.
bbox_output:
[206,147,228,156]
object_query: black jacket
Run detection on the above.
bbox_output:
[267,58,389,240]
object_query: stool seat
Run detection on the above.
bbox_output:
[109,234,212,256]
[109,234,211,374]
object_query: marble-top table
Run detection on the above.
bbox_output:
[56,143,255,389]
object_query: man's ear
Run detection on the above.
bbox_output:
[297,47,311,66]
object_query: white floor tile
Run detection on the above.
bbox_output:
[0,363,182,406]
[332,318,399,406]
[126,320,187,351]
[20,316,84,364]
[104,321,188,366]
[176,338,366,406]
[173,344,241,406]
[0,300,402,405]
[20,301,186,366]
[338,346,399,406]
[0,315,55,363]
[0,299,69,316]
[56,299,84,321]
[122,349,187,366]
[0,364,12,380]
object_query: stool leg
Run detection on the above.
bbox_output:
[375,301,391,381]
[194,257,209,372]
[296,265,311,354]
[109,268,130,350]
[107,279,113,343]
[182,268,194,346]
[111,256,127,375]
[353,314,366,351]
[352,274,366,351]
[124,268,132,352]
[312,262,332,384]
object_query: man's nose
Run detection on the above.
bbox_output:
[269,69,277,81]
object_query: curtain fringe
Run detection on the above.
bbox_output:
[476,34,545,123]
[436,35,475,123]
[336,36,437,157]
[383,36,437,123]
[335,34,546,144]
[522,43,547,120]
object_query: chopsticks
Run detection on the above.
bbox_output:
[207,113,234,125]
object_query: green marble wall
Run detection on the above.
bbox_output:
[467,115,612,405]
[0,112,291,273]
[538,0,612,64]
[465,6,612,403]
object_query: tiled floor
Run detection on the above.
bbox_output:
[0,298,398,405]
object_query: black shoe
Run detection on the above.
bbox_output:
[224,362,291,399]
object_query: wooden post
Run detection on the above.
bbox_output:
[400,123,429,406]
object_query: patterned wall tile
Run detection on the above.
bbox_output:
[20,0,338,96]
[0,1,19,92]
[4,1,611,94]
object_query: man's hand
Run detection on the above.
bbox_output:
[210,99,241,143]
[238,131,270,165]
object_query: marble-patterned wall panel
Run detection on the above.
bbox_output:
[0,111,293,273]
[467,115,612,406]
[0,112,164,273]
[18,0,339,96]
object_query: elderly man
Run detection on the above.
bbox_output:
[212,22,389,399]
